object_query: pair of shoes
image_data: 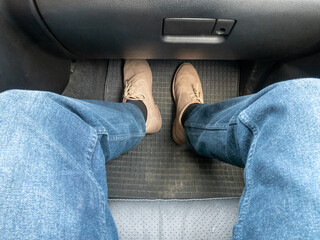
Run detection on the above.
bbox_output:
[122,60,203,144]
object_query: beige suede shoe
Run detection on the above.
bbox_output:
[172,63,204,144]
[123,60,162,134]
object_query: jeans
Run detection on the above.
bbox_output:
[0,79,320,239]
[0,90,145,240]
[185,78,320,239]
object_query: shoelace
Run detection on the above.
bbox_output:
[123,80,146,101]
[192,84,203,103]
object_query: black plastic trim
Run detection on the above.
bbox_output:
[35,0,320,60]
[5,0,75,58]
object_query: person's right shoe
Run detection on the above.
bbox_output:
[172,63,204,144]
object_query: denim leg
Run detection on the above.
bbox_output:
[0,90,145,240]
[185,78,320,239]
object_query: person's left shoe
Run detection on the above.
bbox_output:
[123,59,162,134]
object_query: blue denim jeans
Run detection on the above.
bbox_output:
[1,79,320,239]
[185,78,320,239]
[0,90,145,240]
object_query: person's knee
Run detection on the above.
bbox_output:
[272,78,320,95]
[270,78,320,106]
[0,90,57,120]
[244,78,320,126]
[1,89,54,102]
[0,89,58,108]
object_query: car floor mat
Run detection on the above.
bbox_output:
[104,59,244,199]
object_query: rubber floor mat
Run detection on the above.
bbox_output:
[104,60,244,199]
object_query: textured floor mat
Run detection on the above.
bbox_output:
[104,60,244,199]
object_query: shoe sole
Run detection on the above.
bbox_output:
[146,104,162,134]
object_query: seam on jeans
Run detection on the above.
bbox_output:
[184,123,228,130]
[107,132,145,141]
[233,111,258,240]
[40,94,112,239]
[85,128,109,240]
[233,124,241,159]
